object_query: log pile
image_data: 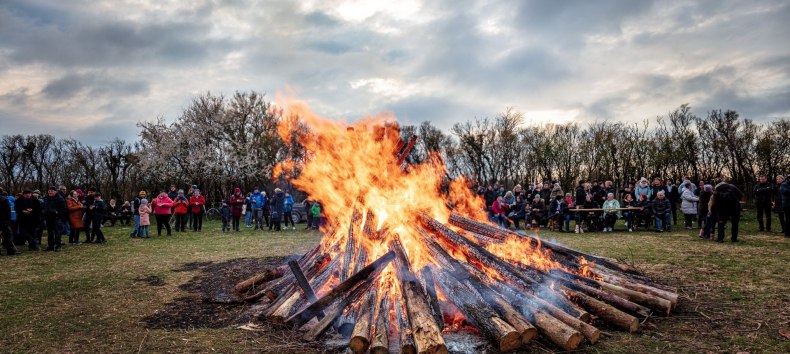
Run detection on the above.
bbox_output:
[232,211,679,353]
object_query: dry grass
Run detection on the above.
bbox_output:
[1,212,788,353]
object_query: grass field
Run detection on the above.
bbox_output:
[1,212,788,353]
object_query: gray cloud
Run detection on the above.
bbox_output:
[0,0,788,145]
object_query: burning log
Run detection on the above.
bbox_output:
[350,289,377,353]
[286,251,396,328]
[396,297,417,354]
[370,296,391,354]
[288,260,324,319]
[391,239,448,354]
[419,267,444,329]
[435,271,521,352]
[551,269,673,316]
[303,279,375,341]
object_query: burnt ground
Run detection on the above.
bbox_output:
[142,257,286,330]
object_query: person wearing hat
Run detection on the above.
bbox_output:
[138,198,152,238]
[0,188,18,255]
[130,191,147,238]
[189,189,205,232]
[15,189,42,250]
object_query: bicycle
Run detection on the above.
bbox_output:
[205,202,221,221]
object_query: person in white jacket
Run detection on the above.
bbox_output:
[680,182,699,230]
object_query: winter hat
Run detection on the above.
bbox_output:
[33,189,41,194]
[234,187,241,194]
[178,189,184,195]
[141,199,148,205]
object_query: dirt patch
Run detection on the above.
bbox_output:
[143,257,288,329]
[134,275,165,286]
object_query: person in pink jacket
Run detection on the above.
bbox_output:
[138,199,151,238]
[151,191,173,236]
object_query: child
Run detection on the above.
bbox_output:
[139,199,151,238]
[310,202,321,230]
[220,199,231,233]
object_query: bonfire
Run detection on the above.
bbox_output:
[233,100,679,353]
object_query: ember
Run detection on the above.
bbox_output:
[235,100,679,353]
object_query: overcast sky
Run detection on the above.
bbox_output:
[1,0,789,145]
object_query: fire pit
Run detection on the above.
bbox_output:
[234,101,679,353]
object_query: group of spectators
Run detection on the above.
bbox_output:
[0,183,324,255]
[479,175,790,243]
[0,185,125,254]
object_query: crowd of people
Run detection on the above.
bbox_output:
[0,184,324,255]
[479,175,790,243]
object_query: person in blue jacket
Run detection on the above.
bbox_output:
[283,191,295,230]
[249,187,265,230]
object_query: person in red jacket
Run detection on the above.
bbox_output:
[491,195,508,228]
[229,188,245,232]
[189,189,206,232]
[172,189,189,232]
[151,191,173,236]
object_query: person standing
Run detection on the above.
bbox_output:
[66,190,84,244]
[229,188,244,232]
[680,182,699,230]
[269,188,284,232]
[220,199,231,233]
[15,190,42,250]
[173,190,189,232]
[82,188,95,242]
[138,199,151,238]
[0,189,18,255]
[711,181,744,242]
[310,202,321,230]
[190,189,205,232]
[130,191,146,238]
[777,175,790,238]
[666,179,680,225]
[244,192,252,228]
[42,187,67,251]
[752,175,774,232]
[90,192,107,243]
[283,191,295,230]
[249,187,264,230]
[151,191,173,236]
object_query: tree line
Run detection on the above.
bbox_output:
[2,91,788,202]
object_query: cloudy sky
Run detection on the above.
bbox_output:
[1,0,789,144]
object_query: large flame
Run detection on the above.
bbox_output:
[271,98,591,327]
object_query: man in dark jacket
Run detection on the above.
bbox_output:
[90,192,107,243]
[83,188,95,241]
[483,185,497,220]
[42,186,67,251]
[0,189,18,255]
[652,191,672,232]
[269,188,285,232]
[712,182,744,242]
[15,189,42,250]
[574,180,586,207]
[666,179,680,225]
[752,175,774,232]
[777,175,789,238]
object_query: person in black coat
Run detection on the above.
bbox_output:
[0,189,18,255]
[90,193,107,243]
[712,182,743,242]
[752,175,774,232]
[665,179,680,225]
[269,188,285,232]
[15,190,42,250]
[652,191,672,232]
[776,175,789,238]
[548,195,568,232]
[42,187,67,251]
[82,188,95,241]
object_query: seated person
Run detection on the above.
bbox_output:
[549,195,569,232]
[491,196,509,228]
[528,196,546,228]
[580,194,601,232]
[507,195,527,230]
[601,193,621,232]
[621,194,638,232]
[637,194,653,228]
[652,191,673,232]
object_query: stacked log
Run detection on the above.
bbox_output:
[232,210,679,353]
